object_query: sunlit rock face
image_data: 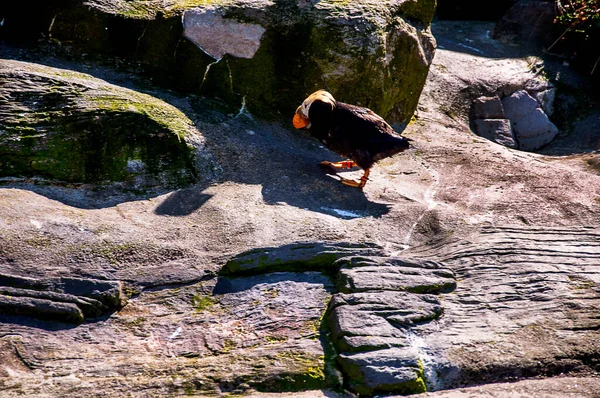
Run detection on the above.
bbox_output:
[0,0,437,123]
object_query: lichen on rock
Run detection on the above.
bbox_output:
[3,0,437,123]
[0,59,217,188]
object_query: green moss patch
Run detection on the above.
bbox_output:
[0,59,210,188]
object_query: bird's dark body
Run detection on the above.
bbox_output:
[307,100,410,170]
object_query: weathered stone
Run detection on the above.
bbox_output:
[337,348,426,395]
[220,243,455,395]
[0,59,216,188]
[222,242,383,276]
[472,96,505,119]
[335,256,456,294]
[1,0,437,123]
[502,90,539,122]
[336,335,408,353]
[492,0,560,46]
[183,9,266,60]
[329,305,405,340]
[0,273,124,323]
[513,108,559,151]
[473,119,517,148]
[525,79,555,115]
[0,286,105,318]
[0,295,85,324]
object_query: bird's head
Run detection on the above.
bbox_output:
[292,90,336,129]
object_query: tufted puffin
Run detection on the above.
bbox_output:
[293,90,411,189]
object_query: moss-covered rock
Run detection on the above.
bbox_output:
[0,59,216,188]
[1,0,436,123]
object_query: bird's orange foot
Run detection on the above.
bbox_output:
[319,160,357,175]
[340,178,363,188]
[339,168,370,189]
[319,161,338,175]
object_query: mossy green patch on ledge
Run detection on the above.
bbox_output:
[0,59,214,188]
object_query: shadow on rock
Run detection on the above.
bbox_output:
[154,187,213,216]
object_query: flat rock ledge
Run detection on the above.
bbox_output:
[223,242,456,396]
[0,273,124,324]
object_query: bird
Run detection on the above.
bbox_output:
[292,90,411,189]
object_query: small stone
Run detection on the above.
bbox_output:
[472,96,505,119]
[502,90,539,122]
[337,348,426,395]
[513,108,559,151]
[474,119,517,148]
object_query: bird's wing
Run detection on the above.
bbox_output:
[336,102,397,136]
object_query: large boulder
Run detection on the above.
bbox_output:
[0,59,216,188]
[492,0,559,46]
[0,0,437,123]
[436,0,517,21]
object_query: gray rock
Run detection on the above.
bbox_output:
[502,90,539,122]
[472,96,505,119]
[0,273,124,323]
[336,335,408,353]
[329,305,405,339]
[492,0,559,46]
[533,89,555,116]
[525,80,555,116]
[222,242,383,276]
[0,295,85,324]
[4,0,437,123]
[0,59,217,188]
[335,256,456,293]
[337,348,426,395]
[183,9,266,60]
[474,119,517,148]
[513,108,559,151]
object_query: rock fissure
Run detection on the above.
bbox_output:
[223,242,456,395]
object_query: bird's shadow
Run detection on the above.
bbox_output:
[154,111,394,219]
[0,46,395,219]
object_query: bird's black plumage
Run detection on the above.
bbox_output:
[292,90,411,188]
[306,98,410,170]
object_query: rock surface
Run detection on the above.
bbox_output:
[473,119,517,148]
[502,90,559,150]
[0,0,437,123]
[224,243,457,396]
[492,0,560,46]
[0,18,600,398]
[0,59,216,189]
[0,273,124,323]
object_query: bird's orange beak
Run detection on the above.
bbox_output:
[293,106,310,129]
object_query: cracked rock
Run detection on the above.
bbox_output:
[0,273,124,324]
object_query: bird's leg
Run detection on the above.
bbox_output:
[319,160,357,175]
[340,168,370,189]
[319,160,357,169]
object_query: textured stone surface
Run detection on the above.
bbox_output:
[0,273,123,323]
[223,242,384,276]
[492,0,560,46]
[0,59,216,188]
[183,9,266,60]
[513,108,559,150]
[501,90,558,150]
[1,18,600,398]
[338,348,425,395]
[473,119,517,148]
[335,256,456,294]
[472,96,505,119]
[0,0,437,123]
[222,244,456,395]
[502,90,540,121]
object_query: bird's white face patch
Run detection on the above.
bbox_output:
[299,90,336,117]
